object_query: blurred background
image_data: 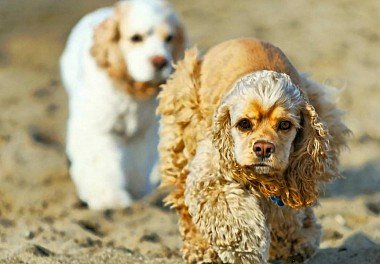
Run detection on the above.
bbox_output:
[0,0,379,263]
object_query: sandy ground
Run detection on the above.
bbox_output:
[0,0,379,263]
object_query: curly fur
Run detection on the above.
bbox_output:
[91,6,124,79]
[158,38,349,263]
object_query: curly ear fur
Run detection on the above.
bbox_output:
[212,103,249,183]
[172,24,187,62]
[212,104,235,173]
[90,3,126,79]
[282,102,333,208]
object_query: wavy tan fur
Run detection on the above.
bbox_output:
[157,38,349,263]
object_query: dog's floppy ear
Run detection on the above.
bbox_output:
[171,24,188,62]
[91,2,127,78]
[212,102,236,172]
[282,101,335,208]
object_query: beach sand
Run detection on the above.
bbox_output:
[0,0,379,263]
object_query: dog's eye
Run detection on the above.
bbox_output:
[237,118,252,131]
[165,34,173,43]
[130,34,143,43]
[278,121,292,131]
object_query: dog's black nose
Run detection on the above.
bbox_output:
[254,141,275,158]
[151,56,168,70]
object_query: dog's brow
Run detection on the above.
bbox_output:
[247,101,278,121]
[264,103,280,118]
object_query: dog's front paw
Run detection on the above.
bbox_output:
[182,241,221,264]
[80,189,133,210]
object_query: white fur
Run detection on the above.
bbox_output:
[60,0,181,210]
[227,70,303,116]
[119,0,179,82]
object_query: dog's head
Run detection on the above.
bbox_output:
[213,71,333,208]
[91,0,186,93]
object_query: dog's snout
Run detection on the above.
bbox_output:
[253,141,275,158]
[151,56,168,70]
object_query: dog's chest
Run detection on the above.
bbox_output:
[112,95,157,139]
[84,54,157,139]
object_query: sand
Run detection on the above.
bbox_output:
[0,0,379,263]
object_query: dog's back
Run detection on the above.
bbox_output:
[199,39,301,123]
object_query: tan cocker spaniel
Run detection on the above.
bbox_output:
[158,38,349,263]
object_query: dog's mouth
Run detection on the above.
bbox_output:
[247,163,273,175]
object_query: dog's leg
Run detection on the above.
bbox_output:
[176,205,221,264]
[269,206,321,263]
[67,130,132,210]
[185,178,270,264]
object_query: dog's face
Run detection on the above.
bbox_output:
[214,70,336,207]
[216,71,304,176]
[230,98,300,175]
[117,0,184,83]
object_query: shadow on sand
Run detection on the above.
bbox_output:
[309,232,380,264]
[323,160,380,198]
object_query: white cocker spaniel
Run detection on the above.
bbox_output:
[60,0,186,210]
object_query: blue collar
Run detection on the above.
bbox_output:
[270,196,284,207]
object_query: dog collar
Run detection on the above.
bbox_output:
[270,196,284,207]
